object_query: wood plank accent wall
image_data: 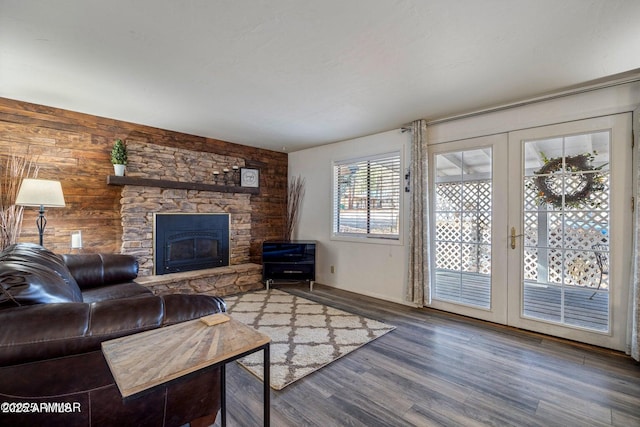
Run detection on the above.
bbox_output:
[0,97,287,263]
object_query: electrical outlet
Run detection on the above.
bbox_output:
[330,265,335,274]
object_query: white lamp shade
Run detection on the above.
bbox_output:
[15,179,66,207]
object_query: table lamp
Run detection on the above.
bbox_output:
[15,178,66,246]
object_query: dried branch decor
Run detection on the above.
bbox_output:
[283,175,305,241]
[0,154,39,251]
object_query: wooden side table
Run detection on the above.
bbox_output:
[102,317,271,426]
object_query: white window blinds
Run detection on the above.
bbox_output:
[333,152,401,239]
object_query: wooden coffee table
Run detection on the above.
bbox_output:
[102,316,271,426]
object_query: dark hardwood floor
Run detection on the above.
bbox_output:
[213,284,640,427]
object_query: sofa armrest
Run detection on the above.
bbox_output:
[162,294,226,325]
[0,294,226,367]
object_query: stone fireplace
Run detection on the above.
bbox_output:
[117,141,252,276]
[119,187,251,276]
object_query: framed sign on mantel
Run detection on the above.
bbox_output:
[240,168,260,188]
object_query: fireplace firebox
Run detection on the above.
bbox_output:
[154,213,229,275]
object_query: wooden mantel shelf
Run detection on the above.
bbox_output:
[107,175,259,194]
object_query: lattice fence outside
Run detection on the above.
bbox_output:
[435,173,610,289]
[523,173,610,288]
[435,180,491,275]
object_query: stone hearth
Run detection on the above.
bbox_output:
[135,263,263,297]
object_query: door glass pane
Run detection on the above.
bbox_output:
[522,131,610,331]
[434,149,492,308]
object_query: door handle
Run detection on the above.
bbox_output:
[510,227,523,250]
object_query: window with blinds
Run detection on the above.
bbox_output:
[333,152,401,239]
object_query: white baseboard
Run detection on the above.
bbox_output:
[318,282,419,308]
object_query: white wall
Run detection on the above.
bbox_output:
[288,129,411,304]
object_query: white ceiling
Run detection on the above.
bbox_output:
[2,1,640,152]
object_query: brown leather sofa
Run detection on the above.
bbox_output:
[0,243,226,427]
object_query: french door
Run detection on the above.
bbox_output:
[429,134,508,324]
[506,114,631,349]
[429,114,632,350]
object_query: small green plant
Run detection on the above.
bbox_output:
[110,139,127,165]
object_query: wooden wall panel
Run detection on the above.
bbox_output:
[0,97,287,261]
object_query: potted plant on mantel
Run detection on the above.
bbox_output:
[110,139,127,176]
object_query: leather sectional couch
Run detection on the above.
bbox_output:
[0,243,226,427]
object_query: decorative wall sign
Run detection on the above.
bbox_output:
[241,168,260,188]
[533,152,606,209]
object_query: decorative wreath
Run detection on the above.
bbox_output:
[533,152,606,209]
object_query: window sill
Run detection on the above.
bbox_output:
[330,234,403,246]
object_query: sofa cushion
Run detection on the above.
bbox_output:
[81,282,151,303]
[0,349,221,427]
[0,293,226,366]
[0,243,83,307]
[62,254,138,289]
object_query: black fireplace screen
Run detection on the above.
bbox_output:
[154,214,229,274]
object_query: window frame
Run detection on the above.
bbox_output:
[331,150,403,244]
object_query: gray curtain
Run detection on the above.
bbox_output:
[406,119,430,305]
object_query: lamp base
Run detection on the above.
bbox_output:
[36,205,47,247]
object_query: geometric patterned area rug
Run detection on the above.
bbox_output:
[224,289,395,390]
